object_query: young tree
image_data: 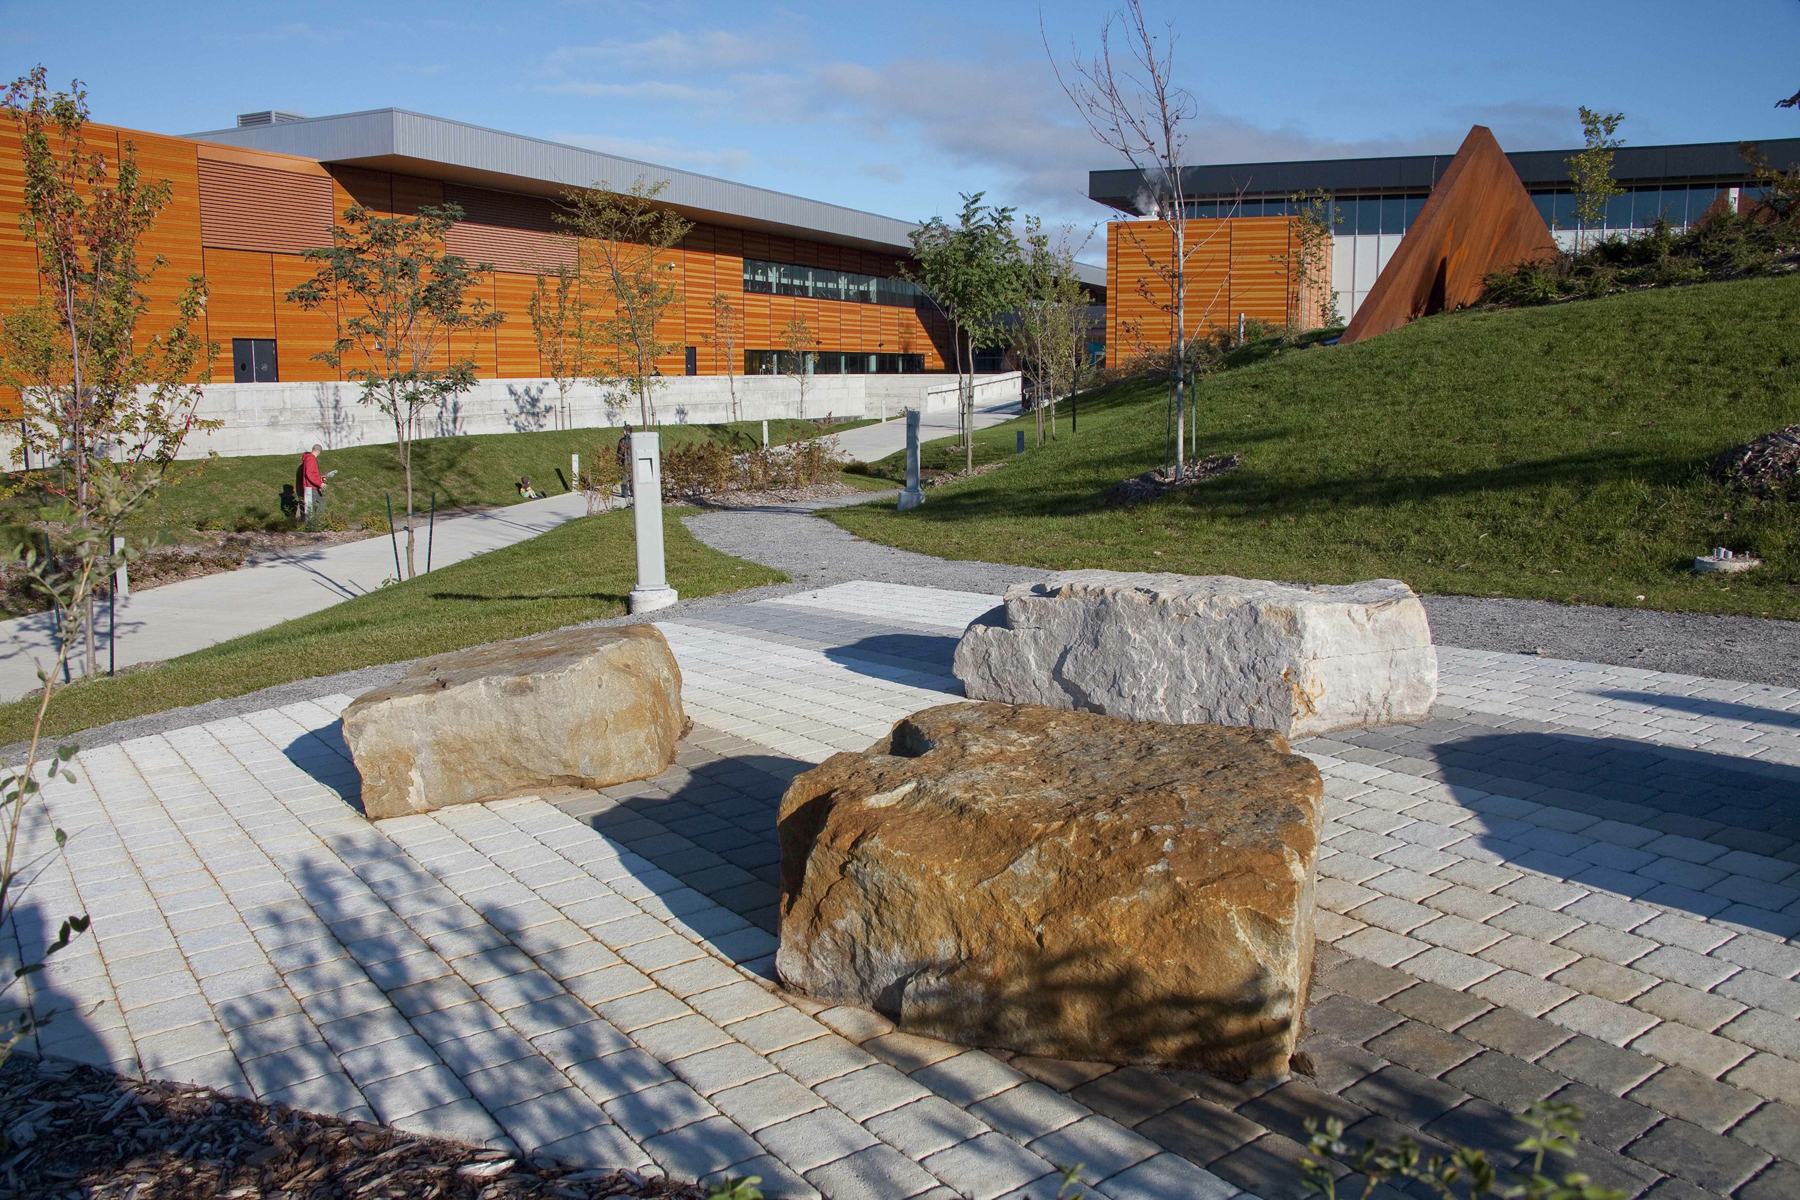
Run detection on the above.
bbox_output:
[1,68,216,673]
[0,68,220,1056]
[557,178,693,427]
[778,314,819,416]
[907,193,1022,472]
[1013,219,1094,447]
[1280,189,1342,329]
[1050,0,1221,478]
[707,292,744,421]
[285,204,503,579]
[527,262,593,430]
[1568,107,1625,251]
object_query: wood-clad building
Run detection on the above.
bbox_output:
[1104,216,1328,365]
[3,108,1078,413]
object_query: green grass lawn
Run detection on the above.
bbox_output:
[2,417,870,546]
[1,506,784,745]
[828,274,1800,620]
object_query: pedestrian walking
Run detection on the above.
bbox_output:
[297,444,327,518]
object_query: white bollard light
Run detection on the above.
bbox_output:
[897,409,926,512]
[627,431,678,614]
[113,535,129,598]
[761,419,769,448]
[571,453,580,490]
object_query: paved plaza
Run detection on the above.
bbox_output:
[6,580,1800,1199]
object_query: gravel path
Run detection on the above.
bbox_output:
[685,494,1800,689]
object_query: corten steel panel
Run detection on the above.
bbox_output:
[491,271,544,379]
[443,182,575,273]
[271,255,341,383]
[1339,126,1558,345]
[198,158,333,254]
[201,248,277,380]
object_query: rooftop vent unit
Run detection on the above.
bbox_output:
[236,111,306,128]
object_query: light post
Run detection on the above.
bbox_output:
[627,430,678,614]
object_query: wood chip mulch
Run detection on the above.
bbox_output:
[1104,454,1242,507]
[0,1057,709,1200]
[1712,422,1800,498]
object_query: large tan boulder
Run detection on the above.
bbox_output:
[343,624,685,820]
[954,570,1437,738]
[777,702,1323,1080]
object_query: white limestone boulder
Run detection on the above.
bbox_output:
[342,624,685,820]
[953,570,1436,738]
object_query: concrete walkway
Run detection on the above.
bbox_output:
[0,493,590,703]
[9,580,1799,1199]
[829,395,1023,464]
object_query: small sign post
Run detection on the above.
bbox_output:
[627,431,678,614]
[897,409,925,512]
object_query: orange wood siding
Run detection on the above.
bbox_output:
[201,248,277,379]
[1106,216,1320,366]
[2,117,956,407]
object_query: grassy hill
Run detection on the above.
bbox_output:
[828,274,1800,620]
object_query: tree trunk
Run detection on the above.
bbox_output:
[395,396,417,580]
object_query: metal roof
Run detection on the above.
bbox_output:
[186,107,1107,286]
[1090,137,1800,214]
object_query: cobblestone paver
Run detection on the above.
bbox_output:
[5,582,1798,1199]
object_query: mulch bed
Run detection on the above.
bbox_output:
[1105,454,1242,506]
[1,1057,708,1200]
[922,462,1007,488]
[1711,423,1800,498]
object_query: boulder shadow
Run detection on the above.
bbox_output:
[1423,727,1800,936]
[1596,689,1800,733]
[281,725,364,815]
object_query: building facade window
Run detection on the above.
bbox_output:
[232,338,278,383]
[741,259,928,308]
[745,350,925,375]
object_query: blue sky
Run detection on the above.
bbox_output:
[9,0,1800,258]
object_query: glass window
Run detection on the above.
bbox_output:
[1532,192,1556,227]
[1235,197,1262,218]
[1403,195,1427,230]
[1633,187,1666,229]
[1380,195,1405,235]
[1603,189,1632,230]
[1550,191,1575,229]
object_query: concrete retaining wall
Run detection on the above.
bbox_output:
[7,372,1020,462]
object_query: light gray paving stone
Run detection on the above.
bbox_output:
[814,1064,935,1122]
[566,1047,678,1105]
[768,1035,879,1088]
[667,1041,780,1095]
[357,1064,471,1122]
[688,981,787,1025]
[1630,1022,1754,1079]
[968,1080,1093,1143]
[1090,1151,1241,1200]
[1632,980,1747,1033]
[1725,1052,1800,1105]
[909,1050,1029,1107]
[756,1106,882,1174]
[491,1086,615,1155]
[922,1131,1057,1200]
[392,1097,513,1148]
[632,1014,735,1063]
[1546,995,1661,1047]
[1719,1008,1800,1060]
[536,1121,651,1171]
[1712,970,1800,1019]
[1487,904,1585,943]
[727,1007,830,1055]
[1028,1115,1160,1185]
[708,1072,830,1133]
[643,1114,769,1180]
[802,1143,945,1200]
[603,1078,719,1141]
[1479,934,1581,978]
[865,1095,988,1158]
[1470,970,1578,1017]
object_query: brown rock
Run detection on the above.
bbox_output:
[776,702,1323,1079]
[343,624,685,820]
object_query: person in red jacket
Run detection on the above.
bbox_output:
[297,444,326,517]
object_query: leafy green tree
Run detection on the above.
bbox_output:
[907,193,1023,472]
[708,293,744,421]
[557,177,693,427]
[1568,107,1625,251]
[0,68,219,1058]
[285,204,503,579]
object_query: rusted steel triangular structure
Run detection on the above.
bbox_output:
[1339,125,1558,344]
